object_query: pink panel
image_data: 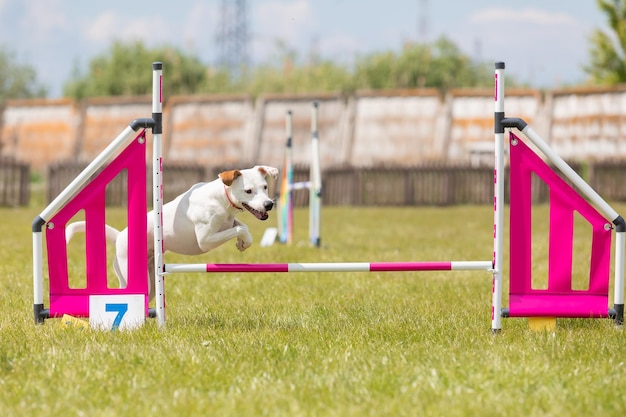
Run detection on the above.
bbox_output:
[508,133,612,318]
[508,294,609,318]
[46,131,149,317]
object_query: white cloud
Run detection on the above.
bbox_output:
[85,10,172,46]
[253,0,317,60]
[470,7,578,27]
[19,0,68,42]
[182,1,219,51]
[452,7,590,86]
[256,0,316,37]
[85,11,120,43]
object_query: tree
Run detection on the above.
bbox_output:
[244,41,354,95]
[585,0,626,84]
[0,47,47,103]
[63,41,214,99]
[62,37,495,99]
[243,37,491,96]
[354,37,492,92]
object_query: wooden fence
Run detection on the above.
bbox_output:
[0,157,30,207]
[46,161,207,206]
[289,163,587,206]
[45,160,626,208]
[589,161,626,202]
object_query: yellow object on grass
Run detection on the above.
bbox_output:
[60,314,89,329]
[528,317,556,331]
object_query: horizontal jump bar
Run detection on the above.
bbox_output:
[164,261,493,273]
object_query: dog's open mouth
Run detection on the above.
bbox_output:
[242,203,269,220]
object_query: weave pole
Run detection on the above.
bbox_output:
[275,103,322,247]
[309,102,322,247]
[277,110,295,244]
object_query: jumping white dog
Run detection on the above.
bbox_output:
[66,165,279,297]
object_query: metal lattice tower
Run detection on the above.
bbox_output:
[217,0,249,78]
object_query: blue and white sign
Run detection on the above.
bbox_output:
[89,294,146,331]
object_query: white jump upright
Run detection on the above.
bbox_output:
[276,103,322,247]
[491,62,506,333]
[152,63,166,327]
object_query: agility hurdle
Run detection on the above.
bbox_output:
[31,62,163,329]
[276,104,322,247]
[31,61,625,333]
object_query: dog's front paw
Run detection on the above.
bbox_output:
[235,225,252,251]
[236,237,250,251]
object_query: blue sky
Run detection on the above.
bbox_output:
[0,0,608,97]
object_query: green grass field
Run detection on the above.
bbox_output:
[1,204,625,416]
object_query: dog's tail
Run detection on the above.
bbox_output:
[65,221,120,245]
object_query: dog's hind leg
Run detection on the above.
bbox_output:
[147,252,156,300]
[113,230,129,289]
[113,256,128,289]
[65,221,86,243]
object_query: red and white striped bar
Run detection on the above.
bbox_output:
[164,261,493,274]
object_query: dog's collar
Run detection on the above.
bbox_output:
[224,185,243,211]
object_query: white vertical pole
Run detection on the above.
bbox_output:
[309,102,322,247]
[32,229,44,323]
[492,62,506,332]
[614,230,625,324]
[151,62,166,326]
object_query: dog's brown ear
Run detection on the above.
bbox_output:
[219,170,242,186]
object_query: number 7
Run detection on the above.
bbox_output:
[105,303,128,330]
